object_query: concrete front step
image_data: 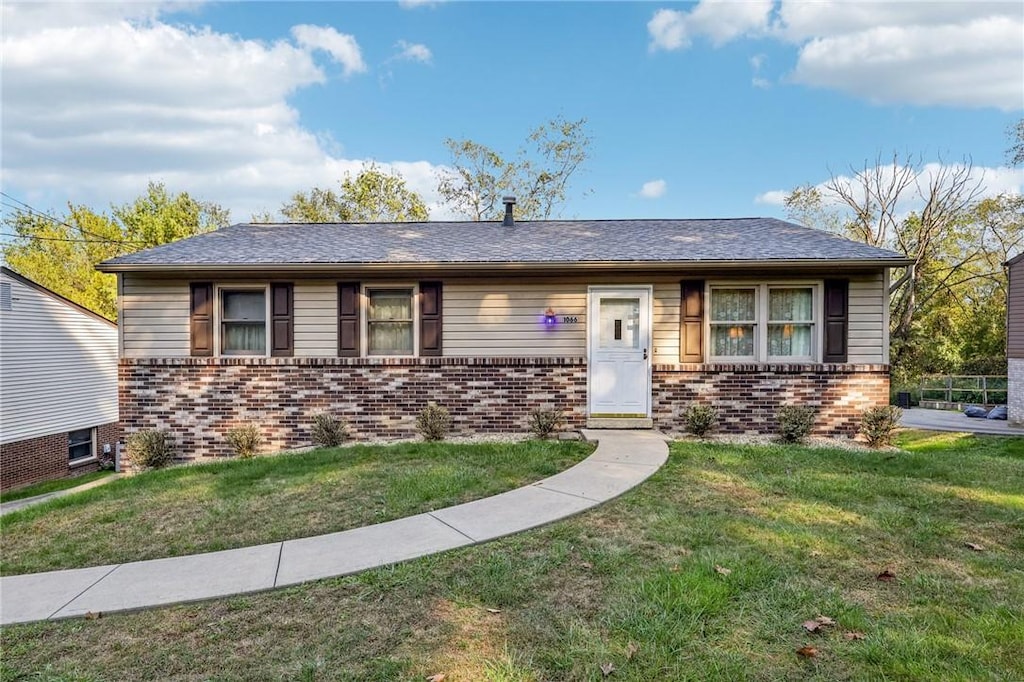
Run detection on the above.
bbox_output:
[586,417,654,429]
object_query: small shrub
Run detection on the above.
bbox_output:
[860,405,902,448]
[125,429,175,470]
[682,404,718,438]
[777,405,815,443]
[529,408,565,439]
[311,413,348,448]
[226,424,262,459]
[416,402,452,441]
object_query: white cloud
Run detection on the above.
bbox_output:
[755,190,788,206]
[394,40,432,64]
[0,3,447,221]
[291,24,366,76]
[638,179,667,199]
[647,1,1024,110]
[648,1,772,51]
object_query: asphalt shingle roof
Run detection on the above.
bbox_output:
[99,218,908,268]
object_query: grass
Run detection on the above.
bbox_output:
[2,430,1022,681]
[0,440,592,575]
[0,470,114,504]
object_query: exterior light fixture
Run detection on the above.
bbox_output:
[544,307,557,326]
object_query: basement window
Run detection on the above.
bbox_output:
[68,428,96,463]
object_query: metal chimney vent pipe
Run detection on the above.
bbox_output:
[502,196,516,227]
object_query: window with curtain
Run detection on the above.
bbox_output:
[710,288,756,358]
[221,289,266,355]
[709,284,818,362]
[367,288,414,355]
[768,287,814,359]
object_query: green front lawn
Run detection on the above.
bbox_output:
[0,440,592,575]
[0,471,114,504]
[2,431,1022,681]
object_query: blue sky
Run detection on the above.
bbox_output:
[2,1,1022,224]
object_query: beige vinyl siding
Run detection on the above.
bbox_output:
[0,271,118,444]
[848,273,887,364]
[444,282,588,356]
[1008,260,1024,359]
[652,281,681,363]
[294,281,337,357]
[121,276,190,358]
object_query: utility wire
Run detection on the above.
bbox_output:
[0,193,148,246]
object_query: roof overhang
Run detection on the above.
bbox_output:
[97,257,913,274]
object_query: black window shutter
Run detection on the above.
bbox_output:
[419,281,443,356]
[823,279,849,363]
[190,282,214,357]
[338,282,360,357]
[680,280,704,363]
[270,283,294,357]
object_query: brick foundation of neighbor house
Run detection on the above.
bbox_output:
[1009,358,1024,426]
[120,358,890,463]
[0,422,120,491]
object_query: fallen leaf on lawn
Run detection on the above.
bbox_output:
[426,674,446,682]
[714,565,732,576]
[802,620,822,632]
[626,641,640,660]
[796,646,818,658]
[600,662,615,676]
[876,569,896,582]
[670,564,680,572]
[965,542,984,552]
[84,611,102,620]
[485,608,501,614]
[815,615,836,626]
[844,632,866,641]
[580,561,593,569]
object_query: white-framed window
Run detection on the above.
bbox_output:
[219,286,269,356]
[68,427,96,462]
[708,283,819,363]
[364,285,417,356]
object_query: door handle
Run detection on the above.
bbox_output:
[643,348,648,360]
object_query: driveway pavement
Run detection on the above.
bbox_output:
[900,408,1022,436]
[0,430,668,626]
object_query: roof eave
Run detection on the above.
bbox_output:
[97,257,913,274]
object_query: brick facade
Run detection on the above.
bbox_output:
[0,421,119,491]
[652,364,890,436]
[119,358,589,461]
[120,358,890,462]
[1009,358,1024,426]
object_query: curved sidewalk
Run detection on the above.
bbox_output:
[0,430,668,626]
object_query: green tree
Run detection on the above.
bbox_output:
[2,182,229,320]
[437,115,591,221]
[782,154,1023,378]
[280,165,429,223]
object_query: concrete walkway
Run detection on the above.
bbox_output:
[0,430,668,626]
[0,474,121,517]
[901,408,1023,436]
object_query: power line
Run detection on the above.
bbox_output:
[0,193,148,246]
[0,231,136,245]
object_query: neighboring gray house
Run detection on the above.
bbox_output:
[98,211,910,459]
[1007,253,1024,426]
[0,267,119,490]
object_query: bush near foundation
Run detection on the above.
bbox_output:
[311,413,348,448]
[125,429,175,470]
[226,424,262,459]
[777,405,815,444]
[529,408,565,439]
[861,405,902,448]
[416,403,452,441]
[682,404,718,437]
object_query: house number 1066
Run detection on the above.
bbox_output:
[562,316,579,324]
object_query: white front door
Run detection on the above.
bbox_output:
[588,287,651,417]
